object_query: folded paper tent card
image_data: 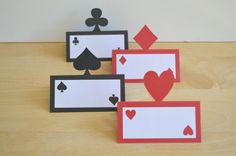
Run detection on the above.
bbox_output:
[50,75,125,112]
[112,25,180,82]
[117,101,201,143]
[66,8,128,62]
[117,68,201,143]
[50,43,125,112]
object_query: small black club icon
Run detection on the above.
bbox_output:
[73,37,79,45]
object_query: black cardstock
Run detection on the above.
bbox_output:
[66,8,128,62]
[50,75,125,112]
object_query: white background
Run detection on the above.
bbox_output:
[123,107,196,139]
[0,0,235,42]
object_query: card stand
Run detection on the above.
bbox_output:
[112,25,180,83]
[66,8,128,62]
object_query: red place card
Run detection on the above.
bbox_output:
[112,25,180,83]
[117,101,201,143]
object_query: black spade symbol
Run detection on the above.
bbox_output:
[57,82,67,92]
[85,8,108,32]
[73,48,101,75]
[109,94,119,105]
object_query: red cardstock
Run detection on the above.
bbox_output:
[117,101,201,143]
[144,69,174,102]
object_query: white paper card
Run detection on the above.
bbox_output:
[118,102,201,143]
[67,32,127,61]
[113,50,180,82]
[50,75,125,112]
[123,107,196,138]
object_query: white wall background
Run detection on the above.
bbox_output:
[0,0,235,42]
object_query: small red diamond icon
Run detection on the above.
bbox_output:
[119,56,126,65]
[134,25,158,49]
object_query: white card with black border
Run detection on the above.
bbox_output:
[50,75,125,112]
[67,31,128,61]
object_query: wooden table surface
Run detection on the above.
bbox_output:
[0,42,236,156]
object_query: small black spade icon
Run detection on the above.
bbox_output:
[57,82,67,92]
[73,48,101,75]
[109,94,119,105]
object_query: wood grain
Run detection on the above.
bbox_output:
[0,42,236,156]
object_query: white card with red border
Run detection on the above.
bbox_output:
[112,25,180,83]
[117,101,201,143]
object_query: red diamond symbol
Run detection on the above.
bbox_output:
[119,56,126,65]
[134,25,158,49]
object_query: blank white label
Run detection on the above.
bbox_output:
[69,34,126,59]
[123,107,196,139]
[113,50,180,82]
[118,102,201,142]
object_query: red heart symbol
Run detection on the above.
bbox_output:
[126,110,136,120]
[183,125,193,135]
[144,69,174,102]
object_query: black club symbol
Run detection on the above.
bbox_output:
[85,8,108,32]
[73,37,79,45]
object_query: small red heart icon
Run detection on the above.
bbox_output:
[126,110,136,120]
[183,125,193,135]
[144,69,174,102]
